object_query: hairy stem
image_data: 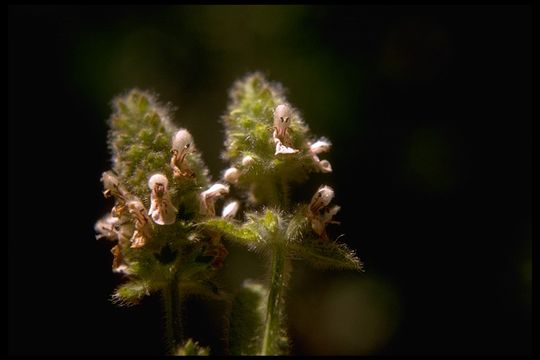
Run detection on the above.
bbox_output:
[162,273,183,354]
[278,178,290,210]
[260,245,287,355]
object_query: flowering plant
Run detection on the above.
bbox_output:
[95,73,362,355]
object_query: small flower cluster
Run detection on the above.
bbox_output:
[307,185,340,240]
[95,90,243,306]
[95,171,153,272]
[221,75,335,204]
[95,77,362,355]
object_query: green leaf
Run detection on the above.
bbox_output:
[229,280,267,355]
[200,218,260,249]
[285,205,310,243]
[179,279,223,301]
[111,280,152,306]
[261,208,280,233]
[289,238,363,271]
[176,338,210,356]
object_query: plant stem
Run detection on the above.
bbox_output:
[162,273,183,354]
[260,245,287,355]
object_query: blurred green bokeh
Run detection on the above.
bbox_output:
[288,268,400,355]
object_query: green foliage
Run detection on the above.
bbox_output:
[97,74,363,356]
[201,218,260,250]
[97,89,225,354]
[112,280,151,307]
[201,208,289,251]
[290,239,364,271]
[228,281,267,355]
[99,90,217,305]
[176,338,210,356]
[202,206,361,271]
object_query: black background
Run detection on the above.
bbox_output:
[9,5,532,355]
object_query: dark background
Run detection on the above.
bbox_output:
[9,5,532,355]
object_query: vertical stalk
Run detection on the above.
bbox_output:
[162,272,183,355]
[260,245,286,355]
[278,178,290,209]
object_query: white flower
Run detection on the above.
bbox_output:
[127,199,153,248]
[200,183,229,216]
[116,221,135,244]
[170,129,195,178]
[172,129,194,152]
[316,159,333,173]
[309,139,332,154]
[274,139,300,155]
[94,215,119,241]
[101,171,127,201]
[309,185,335,214]
[221,201,240,219]
[101,171,119,192]
[273,104,292,140]
[321,205,340,223]
[110,245,129,274]
[309,139,332,173]
[147,174,177,225]
[311,205,341,238]
[308,186,340,240]
[272,104,297,150]
[242,155,254,166]
[101,171,131,217]
[223,167,241,184]
[310,217,325,237]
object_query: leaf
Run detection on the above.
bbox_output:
[285,205,310,243]
[176,338,210,356]
[261,208,280,233]
[201,218,260,249]
[179,279,223,301]
[111,280,152,306]
[244,208,288,246]
[289,238,363,271]
[228,280,267,355]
